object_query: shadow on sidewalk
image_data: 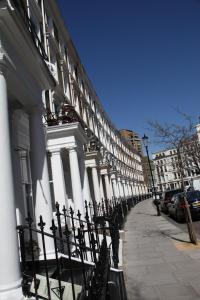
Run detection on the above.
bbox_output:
[161,231,190,243]
[135,212,157,217]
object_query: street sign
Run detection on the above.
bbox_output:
[30,274,82,299]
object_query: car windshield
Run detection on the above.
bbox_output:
[186,191,200,202]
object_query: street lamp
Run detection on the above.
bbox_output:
[142,134,160,216]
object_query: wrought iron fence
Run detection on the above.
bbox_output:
[17,194,150,299]
[17,214,104,299]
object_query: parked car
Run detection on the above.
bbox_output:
[160,189,182,214]
[168,190,200,222]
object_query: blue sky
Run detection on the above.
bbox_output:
[57,0,200,153]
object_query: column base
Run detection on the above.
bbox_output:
[0,286,24,300]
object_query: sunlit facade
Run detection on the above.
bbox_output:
[0,1,146,299]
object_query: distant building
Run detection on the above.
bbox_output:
[120,129,143,155]
[152,123,200,192]
[152,148,197,192]
[119,129,152,191]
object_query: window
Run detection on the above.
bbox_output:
[19,150,34,217]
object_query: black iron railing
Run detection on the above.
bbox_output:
[17,195,151,299]
[17,214,99,299]
[43,105,86,129]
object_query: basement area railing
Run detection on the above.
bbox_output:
[17,195,150,299]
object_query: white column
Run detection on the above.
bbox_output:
[128,183,131,196]
[83,165,92,204]
[135,184,139,195]
[50,149,67,208]
[138,185,141,196]
[118,178,124,197]
[68,147,84,215]
[99,174,105,200]
[109,176,114,199]
[111,175,118,198]
[92,166,101,204]
[141,185,144,195]
[129,181,133,197]
[0,61,22,300]
[30,108,54,255]
[130,182,134,196]
[122,180,127,198]
[104,174,112,200]
[116,178,121,198]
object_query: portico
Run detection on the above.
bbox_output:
[47,122,88,215]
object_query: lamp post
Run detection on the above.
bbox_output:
[142,134,160,216]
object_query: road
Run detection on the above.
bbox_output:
[162,212,200,238]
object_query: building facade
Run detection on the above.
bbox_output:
[119,129,143,155]
[0,1,146,299]
[152,148,198,192]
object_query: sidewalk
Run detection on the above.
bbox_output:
[123,198,200,300]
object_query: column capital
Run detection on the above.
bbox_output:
[110,173,116,180]
[48,147,62,156]
[91,165,97,169]
[68,146,77,153]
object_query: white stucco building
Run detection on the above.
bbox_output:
[152,148,198,192]
[0,1,146,299]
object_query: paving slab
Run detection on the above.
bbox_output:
[123,199,200,300]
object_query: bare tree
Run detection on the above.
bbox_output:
[148,113,199,244]
[149,113,200,187]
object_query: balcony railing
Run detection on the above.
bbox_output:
[44,105,85,129]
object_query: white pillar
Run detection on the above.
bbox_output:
[122,180,127,198]
[99,174,105,200]
[49,149,67,208]
[0,61,23,300]
[30,108,54,255]
[133,183,137,196]
[68,147,84,215]
[128,182,132,197]
[111,175,118,198]
[135,184,139,195]
[138,185,141,196]
[116,178,121,199]
[92,166,101,204]
[118,178,124,197]
[130,182,134,196]
[104,173,112,200]
[83,165,92,204]
[127,182,130,197]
